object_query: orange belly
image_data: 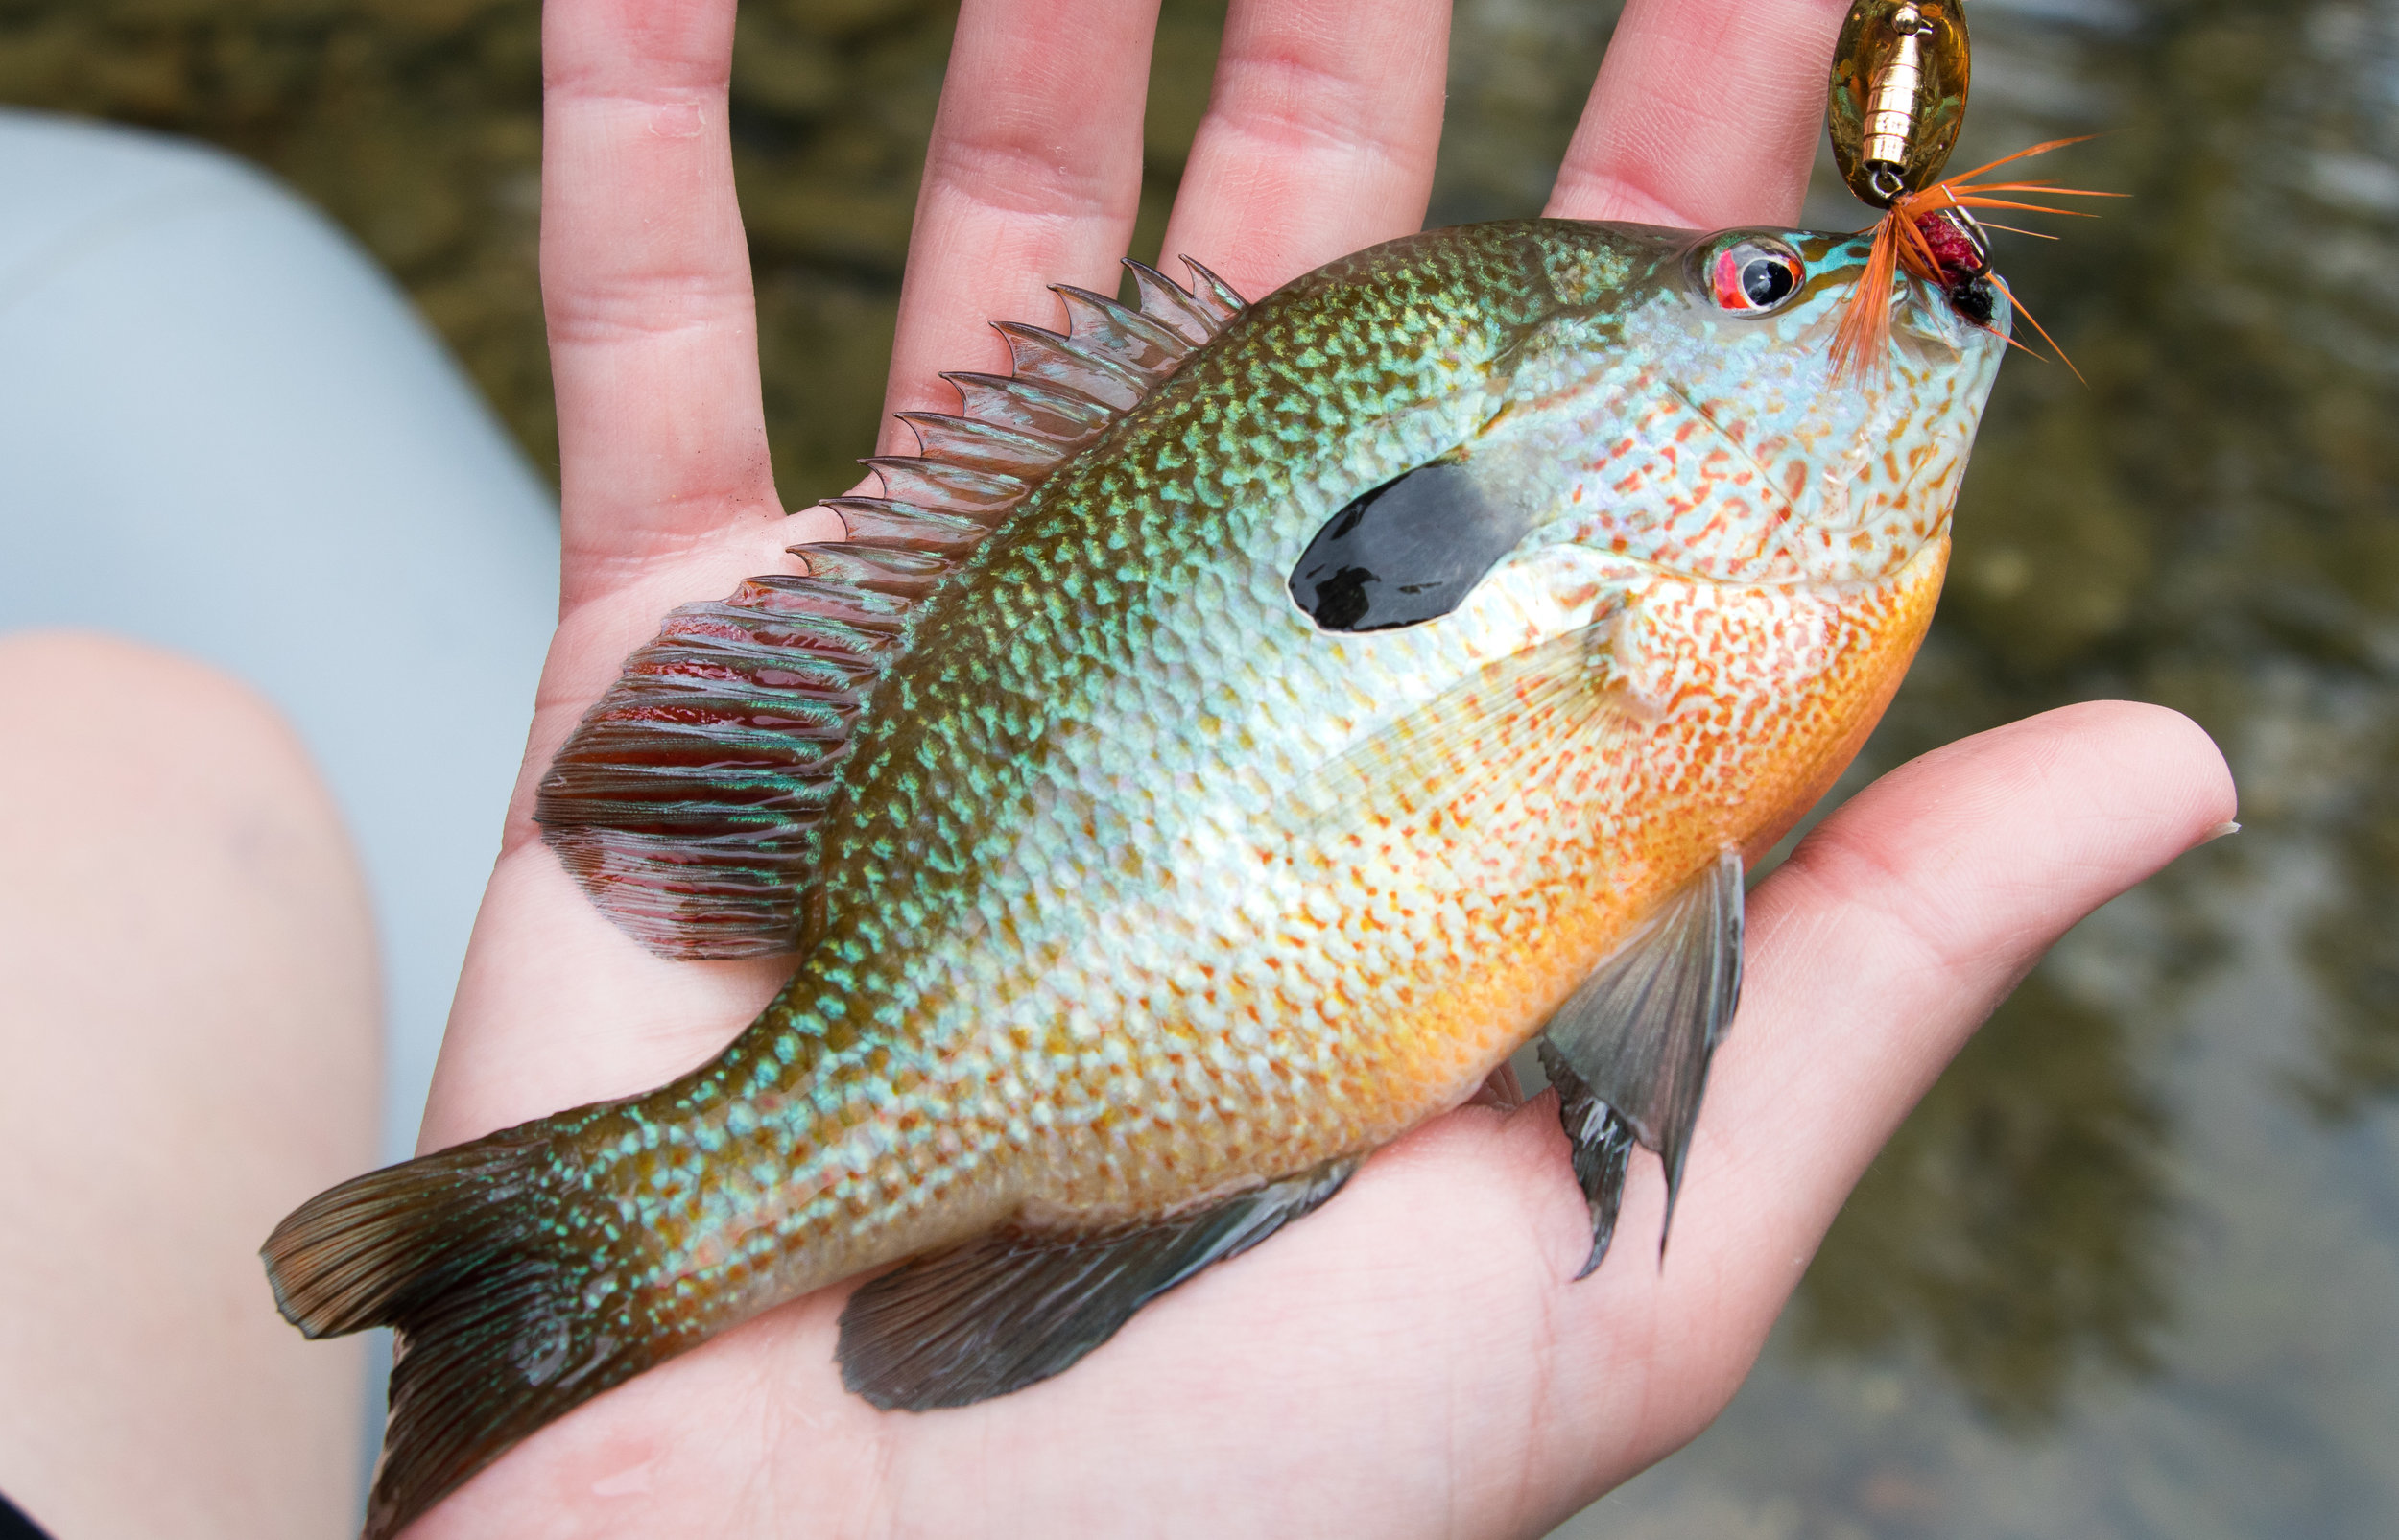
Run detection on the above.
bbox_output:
[1335,534,1951,1137]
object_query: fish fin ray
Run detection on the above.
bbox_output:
[839,1158,1355,1411]
[1540,847,1744,1270]
[1051,284,1194,380]
[535,580,892,958]
[262,1134,653,1540]
[858,455,1028,512]
[538,262,1246,957]
[991,320,1149,410]
[1286,623,1632,849]
[1126,259,1223,345]
[1181,257,1247,324]
[1536,1040,1639,1279]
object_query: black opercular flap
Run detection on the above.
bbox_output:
[1290,457,1537,632]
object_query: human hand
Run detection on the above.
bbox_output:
[407,1,2235,1533]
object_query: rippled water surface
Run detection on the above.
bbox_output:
[8,1,2393,1533]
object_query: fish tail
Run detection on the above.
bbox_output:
[263,1130,654,1539]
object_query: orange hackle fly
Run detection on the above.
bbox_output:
[1830,136,2124,384]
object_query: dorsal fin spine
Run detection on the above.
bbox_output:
[1050,286,1189,375]
[787,544,954,597]
[1125,261,1220,345]
[859,456,1028,511]
[991,322,1149,410]
[1182,258,1247,323]
[733,575,914,630]
[820,500,991,554]
[894,413,1063,479]
[939,371,1116,441]
[536,258,1248,958]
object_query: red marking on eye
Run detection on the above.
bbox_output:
[1711,245,1806,313]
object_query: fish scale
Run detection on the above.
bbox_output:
[266,216,2008,1536]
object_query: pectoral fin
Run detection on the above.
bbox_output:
[1539,848,1744,1277]
[839,1159,1357,1411]
[1282,622,1631,858]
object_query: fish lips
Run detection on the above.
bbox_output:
[1900,271,2013,351]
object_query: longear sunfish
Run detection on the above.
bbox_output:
[265,215,2008,1537]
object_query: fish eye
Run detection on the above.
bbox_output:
[1704,238,1807,316]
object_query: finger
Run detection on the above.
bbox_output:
[1721,701,2236,1223]
[1512,701,2236,1495]
[1546,0,1851,227]
[875,0,1163,450]
[542,0,778,604]
[1159,0,1453,300]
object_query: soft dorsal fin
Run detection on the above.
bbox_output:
[537,260,1247,959]
[1538,847,1745,1278]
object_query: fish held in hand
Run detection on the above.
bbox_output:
[264,218,2008,1536]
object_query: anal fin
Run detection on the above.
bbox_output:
[1536,1043,1639,1281]
[839,1158,1357,1411]
[1541,847,1744,1276]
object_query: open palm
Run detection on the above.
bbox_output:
[400,1,2233,1533]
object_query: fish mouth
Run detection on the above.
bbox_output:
[1800,225,2012,371]
[1915,206,2006,332]
[1893,272,1995,350]
[1945,272,2002,328]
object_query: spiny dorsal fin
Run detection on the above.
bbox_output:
[536,259,1247,959]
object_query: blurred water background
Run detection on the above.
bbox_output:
[3,0,2393,1534]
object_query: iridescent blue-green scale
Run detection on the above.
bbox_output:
[582,223,1594,1308]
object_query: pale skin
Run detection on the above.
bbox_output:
[0,0,2233,1535]
[0,633,376,1540]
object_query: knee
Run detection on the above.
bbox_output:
[0,628,378,1140]
[0,628,324,799]
[0,628,379,1540]
[0,630,367,903]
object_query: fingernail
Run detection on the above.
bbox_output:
[2201,820,2242,843]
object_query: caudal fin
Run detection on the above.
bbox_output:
[263,1132,656,1539]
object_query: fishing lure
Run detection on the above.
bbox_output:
[1828,0,1973,210]
[1825,0,2113,377]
